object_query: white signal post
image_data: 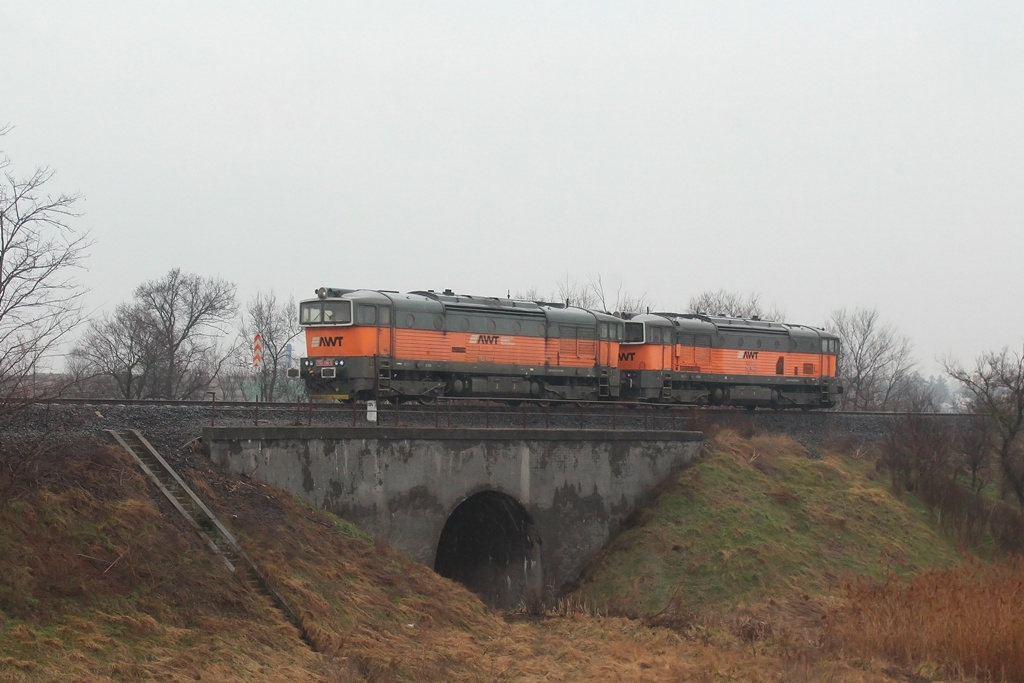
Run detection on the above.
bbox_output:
[253,333,263,368]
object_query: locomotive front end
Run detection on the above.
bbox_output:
[292,287,386,401]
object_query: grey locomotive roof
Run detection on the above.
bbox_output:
[300,289,394,306]
[302,289,828,338]
[306,287,626,327]
[629,311,835,340]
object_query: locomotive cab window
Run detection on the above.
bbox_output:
[356,305,377,325]
[300,300,352,325]
[623,322,644,344]
[598,323,608,340]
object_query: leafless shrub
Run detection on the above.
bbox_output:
[686,289,785,322]
[828,307,915,411]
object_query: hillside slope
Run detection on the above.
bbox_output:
[0,430,960,681]
[575,429,960,620]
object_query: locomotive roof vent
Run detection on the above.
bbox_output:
[443,288,454,295]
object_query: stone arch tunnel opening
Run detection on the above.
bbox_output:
[433,491,543,609]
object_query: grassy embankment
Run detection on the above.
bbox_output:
[2,428,1023,680]
[576,427,1024,681]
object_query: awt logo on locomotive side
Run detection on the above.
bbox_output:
[470,334,501,345]
[312,336,343,348]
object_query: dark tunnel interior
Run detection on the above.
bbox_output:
[433,491,543,608]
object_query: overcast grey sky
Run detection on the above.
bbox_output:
[4,2,1023,374]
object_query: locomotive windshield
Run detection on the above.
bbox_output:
[300,300,353,325]
[623,322,645,344]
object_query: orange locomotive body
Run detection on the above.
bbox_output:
[295,288,623,402]
[293,287,842,409]
[617,313,841,408]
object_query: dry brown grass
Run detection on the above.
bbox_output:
[826,560,1024,681]
[0,432,973,682]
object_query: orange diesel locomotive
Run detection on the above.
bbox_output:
[294,287,624,402]
[617,312,841,409]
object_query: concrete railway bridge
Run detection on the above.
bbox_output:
[204,426,702,607]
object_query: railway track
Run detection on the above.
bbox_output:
[14,398,973,458]
[38,396,956,419]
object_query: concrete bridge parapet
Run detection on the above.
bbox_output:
[205,426,702,607]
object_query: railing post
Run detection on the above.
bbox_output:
[254,396,259,427]
[307,397,312,427]
[207,391,217,426]
[485,402,490,429]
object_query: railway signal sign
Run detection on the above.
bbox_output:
[253,334,263,368]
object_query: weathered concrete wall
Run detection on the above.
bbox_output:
[204,426,701,598]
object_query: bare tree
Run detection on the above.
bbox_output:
[133,269,237,399]
[945,346,1024,506]
[955,414,994,496]
[236,291,301,401]
[554,273,602,309]
[827,307,915,411]
[686,289,785,321]
[0,128,89,414]
[72,269,236,399]
[896,373,956,413]
[584,274,650,314]
[539,274,650,313]
[512,286,542,302]
[70,302,159,399]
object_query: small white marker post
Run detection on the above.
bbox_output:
[366,399,377,423]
